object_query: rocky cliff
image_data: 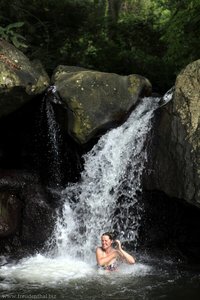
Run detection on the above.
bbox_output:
[145,59,200,209]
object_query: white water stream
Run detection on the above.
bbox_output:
[0,96,163,286]
[52,97,160,260]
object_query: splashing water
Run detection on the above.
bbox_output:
[0,253,152,288]
[52,97,160,260]
[158,86,174,108]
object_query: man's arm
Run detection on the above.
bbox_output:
[96,247,119,266]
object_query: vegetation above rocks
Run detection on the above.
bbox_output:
[0,0,199,93]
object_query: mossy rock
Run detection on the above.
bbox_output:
[144,59,200,209]
[0,39,50,118]
[52,65,152,144]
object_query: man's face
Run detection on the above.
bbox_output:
[101,235,112,250]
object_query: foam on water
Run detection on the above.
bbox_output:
[0,255,94,285]
[0,254,152,286]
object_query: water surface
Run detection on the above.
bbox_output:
[0,253,199,300]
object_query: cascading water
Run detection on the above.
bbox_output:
[52,96,160,260]
[37,86,63,186]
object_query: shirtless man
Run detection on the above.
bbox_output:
[96,232,135,271]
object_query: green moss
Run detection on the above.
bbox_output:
[70,96,92,143]
[128,76,140,95]
[0,65,20,88]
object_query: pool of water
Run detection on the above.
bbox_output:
[0,252,199,300]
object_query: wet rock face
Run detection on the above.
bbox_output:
[0,39,50,118]
[0,170,55,256]
[52,65,152,144]
[20,184,55,244]
[145,59,200,208]
[140,190,200,262]
[0,191,22,237]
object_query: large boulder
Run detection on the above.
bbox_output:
[0,39,49,118]
[144,60,200,208]
[51,65,152,144]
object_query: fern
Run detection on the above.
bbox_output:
[0,22,28,49]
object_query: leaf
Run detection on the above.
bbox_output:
[11,35,28,49]
[6,22,24,30]
[14,33,26,40]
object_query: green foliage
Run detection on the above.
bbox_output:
[0,22,27,49]
[162,0,200,72]
[0,0,199,92]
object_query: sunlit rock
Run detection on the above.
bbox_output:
[145,59,200,208]
[51,65,152,144]
[0,39,49,118]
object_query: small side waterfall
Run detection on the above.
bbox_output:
[37,86,63,187]
[52,97,160,260]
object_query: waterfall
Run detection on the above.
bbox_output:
[37,86,63,186]
[51,97,160,261]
